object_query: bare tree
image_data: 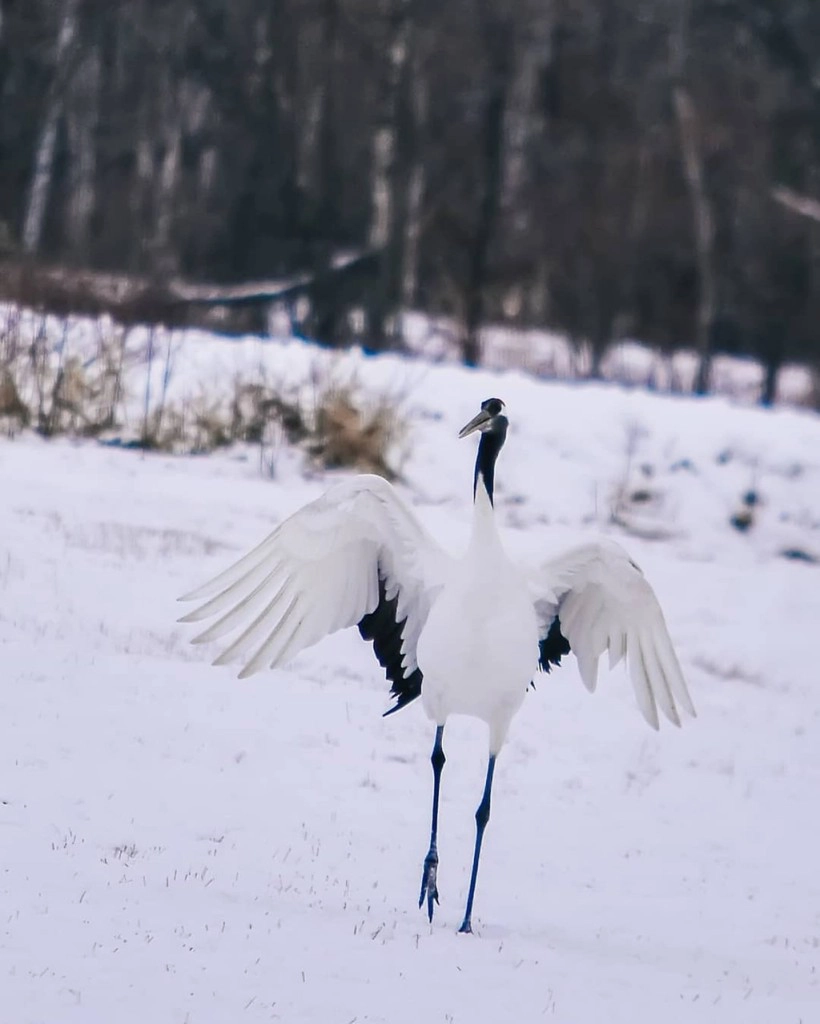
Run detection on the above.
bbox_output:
[673,86,717,395]
[463,4,514,367]
[368,0,416,347]
[22,0,81,254]
[670,3,717,396]
[772,186,820,224]
[65,43,100,258]
[1,0,818,384]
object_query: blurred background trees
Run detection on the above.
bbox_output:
[1,0,818,391]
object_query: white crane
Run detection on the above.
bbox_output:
[179,397,695,933]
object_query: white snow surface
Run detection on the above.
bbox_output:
[2,333,820,1023]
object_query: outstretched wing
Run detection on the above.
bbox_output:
[529,540,695,729]
[178,474,450,711]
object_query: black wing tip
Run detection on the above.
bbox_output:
[538,616,571,673]
[359,575,423,716]
[382,679,422,717]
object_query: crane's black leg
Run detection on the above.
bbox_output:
[458,753,497,934]
[419,725,445,922]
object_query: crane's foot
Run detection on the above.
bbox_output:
[418,851,440,922]
[457,918,473,934]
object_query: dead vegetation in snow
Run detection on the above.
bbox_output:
[0,306,405,479]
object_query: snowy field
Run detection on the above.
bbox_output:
[2,333,820,1023]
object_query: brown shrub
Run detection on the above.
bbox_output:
[0,306,404,478]
[308,387,399,480]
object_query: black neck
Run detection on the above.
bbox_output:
[473,422,507,505]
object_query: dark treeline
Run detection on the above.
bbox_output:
[1,0,819,399]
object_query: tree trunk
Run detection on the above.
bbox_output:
[761,348,782,407]
[589,299,615,379]
[131,124,155,270]
[22,0,81,255]
[319,0,341,230]
[154,118,182,275]
[152,61,184,277]
[501,12,551,218]
[401,55,428,308]
[464,11,513,368]
[669,3,717,396]
[65,45,100,260]
[772,186,820,224]
[673,86,717,396]
[368,0,414,348]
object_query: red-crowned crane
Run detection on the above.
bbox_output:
[179,398,695,933]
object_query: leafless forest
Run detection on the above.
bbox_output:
[1,0,819,402]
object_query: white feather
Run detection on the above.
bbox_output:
[179,475,450,680]
[530,540,695,728]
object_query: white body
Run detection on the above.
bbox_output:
[418,485,539,751]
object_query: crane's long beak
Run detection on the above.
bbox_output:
[458,409,492,439]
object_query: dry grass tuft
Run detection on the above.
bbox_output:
[1,306,131,438]
[0,305,405,479]
[0,367,29,433]
[307,386,401,480]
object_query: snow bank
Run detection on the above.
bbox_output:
[1,317,819,1022]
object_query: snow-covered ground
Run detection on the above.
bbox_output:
[2,333,819,1023]
[399,311,815,408]
[2,303,816,436]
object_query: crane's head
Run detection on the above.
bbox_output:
[458,398,507,439]
[459,399,508,506]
